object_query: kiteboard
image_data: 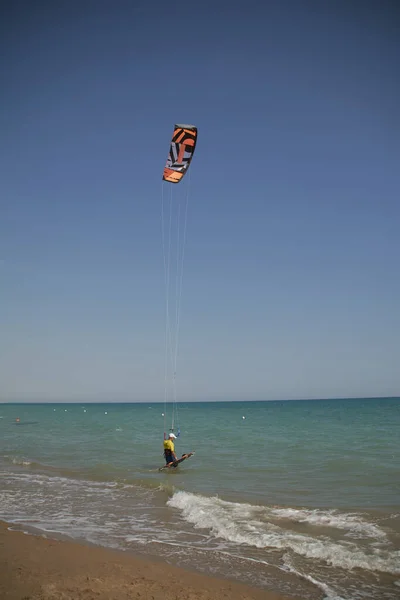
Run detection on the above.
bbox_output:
[158,452,194,472]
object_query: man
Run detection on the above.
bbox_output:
[163,432,178,466]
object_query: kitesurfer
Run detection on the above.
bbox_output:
[163,432,178,466]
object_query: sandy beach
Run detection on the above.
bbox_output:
[0,520,296,600]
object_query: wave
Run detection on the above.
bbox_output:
[281,558,346,600]
[1,455,176,495]
[269,507,386,539]
[167,491,400,575]
[11,457,34,467]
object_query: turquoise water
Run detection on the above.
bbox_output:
[1,398,400,599]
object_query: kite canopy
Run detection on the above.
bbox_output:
[162,124,198,184]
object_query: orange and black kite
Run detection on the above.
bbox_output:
[162,124,198,184]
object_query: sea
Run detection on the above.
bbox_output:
[1,398,399,600]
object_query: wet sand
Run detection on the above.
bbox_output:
[0,520,297,600]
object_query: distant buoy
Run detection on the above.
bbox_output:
[242,416,246,419]
[105,411,108,415]
[84,409,87,413]
[161,413,165,417]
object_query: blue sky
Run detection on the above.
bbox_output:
[1,1,399,402]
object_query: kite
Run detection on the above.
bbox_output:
[162,124,198,184]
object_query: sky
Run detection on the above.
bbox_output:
[0,0,399,402]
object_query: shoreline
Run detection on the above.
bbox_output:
[0,520,301,600]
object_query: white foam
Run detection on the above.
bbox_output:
[0,471,162,550]
[167,491,400,575]
[282,553,346,599]
[12,457,33,467]
[270,507,386,539]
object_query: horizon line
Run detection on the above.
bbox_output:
[1,396,399,405]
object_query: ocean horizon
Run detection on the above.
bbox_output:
[2,395,399,404]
